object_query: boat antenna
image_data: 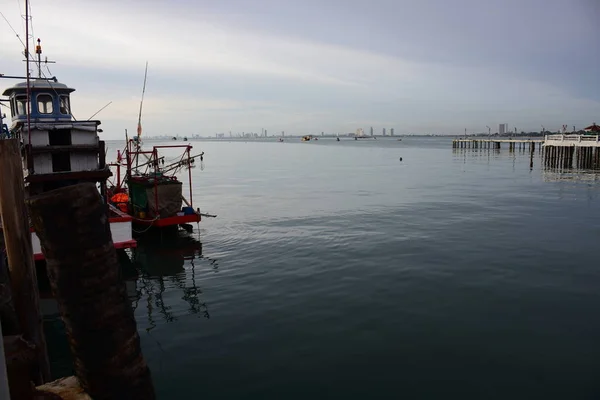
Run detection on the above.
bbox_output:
[137,61,148,139]
[34,38,55,79]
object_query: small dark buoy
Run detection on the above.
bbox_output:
[399,157,403,161]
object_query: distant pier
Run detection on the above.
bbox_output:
[542,134,600,169]
[452,138,543,151]
[452,134,600,170]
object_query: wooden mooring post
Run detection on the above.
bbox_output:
[0,139,51,385]
[26,182,155,400]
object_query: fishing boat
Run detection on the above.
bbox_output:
[301,135,312,141]
[106,63,213,234]
[0,40,137,261]
[107,138,210,233]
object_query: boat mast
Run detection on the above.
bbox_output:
[136,61,148,169]
[25,0,32,148]
[137,61,148,140]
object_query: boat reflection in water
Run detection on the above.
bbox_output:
[131,233,218,331]
[40,232,218,378]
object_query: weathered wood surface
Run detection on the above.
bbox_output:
[0,320,11,400]
[4,334,37,399]
[34,376,92,400]
[0,254,20,335]
[27,182,155,400]
[0,139,51,384]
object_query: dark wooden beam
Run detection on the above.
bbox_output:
[25,168,112,183]
[0,139,51,385]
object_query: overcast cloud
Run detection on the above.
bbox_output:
[0,0,598,137]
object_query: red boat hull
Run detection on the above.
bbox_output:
[132,213,201,228]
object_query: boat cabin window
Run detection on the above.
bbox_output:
[14,95,28,116]
[49,128,72,146]
[59,95,70,114]
[52,153,71,172]
[37,94,54,114]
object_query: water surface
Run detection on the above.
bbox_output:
[49,137,600,399]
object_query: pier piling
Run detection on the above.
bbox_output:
[542,134,600,170]
[27,183,155,400]
[454,135,600,171]
[0,139,50,385]
[452,138,542,152]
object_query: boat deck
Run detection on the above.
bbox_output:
[133,213,201,228]
[0,205,137,261]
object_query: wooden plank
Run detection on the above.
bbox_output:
[35,376,92,399]
[0,256,20,335]
[0,139,51,385]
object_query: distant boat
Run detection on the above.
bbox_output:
[183,137,188,141]
[301,135,312,142]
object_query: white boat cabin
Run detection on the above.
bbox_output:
[1,77,136,257]
[2,80,109,195]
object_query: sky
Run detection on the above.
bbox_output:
[0,0,599,137]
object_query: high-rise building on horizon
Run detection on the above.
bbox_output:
[383,128,386,136]
[499,123,508,135]
[390,128,394,136]
[370,126,374,136]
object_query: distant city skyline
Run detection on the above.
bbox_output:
[0,0,598,139]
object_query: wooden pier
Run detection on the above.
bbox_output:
[452,138,543,151]
[542,134,600,169]
[452,134,600,170]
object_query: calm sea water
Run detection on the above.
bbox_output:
[46,137,600,399]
